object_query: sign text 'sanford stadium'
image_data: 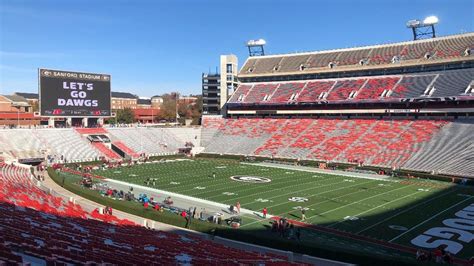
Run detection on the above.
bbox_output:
[39,69,111,117]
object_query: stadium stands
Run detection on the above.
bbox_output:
[228,68,474,105]
[35,129,101,162]
[0,127,200,163]
[112,141,140,158]
[298,81,335,102]
[240,33,474,75]
[268,82,305,103]
[243,83,279,103]
[202,117,474,177]
[355,77,400,100]
[403,119,474,176]
[326,79,366,101]
[0,163,302,265]
[91,142,121,160]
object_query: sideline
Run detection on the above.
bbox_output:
[41,169,345,265]
[242,162,395,181]
[104,178,262,218]
[389,195,474,242]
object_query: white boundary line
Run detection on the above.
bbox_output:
[327,190,421,227]
[104,178,258,216]
[389,195,474,243]
[240,179,378,228]
[243,179,376,210]
[305,184,417,221]
[244,162,394,181]
[356,188,457,234]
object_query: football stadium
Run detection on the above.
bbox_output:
[1,2,474,265]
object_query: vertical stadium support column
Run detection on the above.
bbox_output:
[82,118,88,128]
[48,118,55,127]
[66,117,72,127]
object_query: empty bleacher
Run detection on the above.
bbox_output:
[0,127,201,163]
[430,68,474,97]
[298,81,335,102]
[403,119,474,176]
[243,83,279,103]
[202,118,473,177]
[0,163,302,265]
[267,82,305,103]
[0,129,47,159]
[239,33,474,75]
[326,79,366,101]
[389,74,436,99]
[229,68,474,105]
[355,77,400,100]
[35,129,101,162]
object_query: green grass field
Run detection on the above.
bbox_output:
[87,158,474,260]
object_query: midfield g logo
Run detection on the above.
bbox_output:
[230,175,272,183]
[288,197,309,202]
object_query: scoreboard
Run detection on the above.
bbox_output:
[39,68,111,117]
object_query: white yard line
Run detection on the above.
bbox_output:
[104,178,257,216]
[389,195,474,243]
[305,184,417,221]
[356,188,457,234]
[240,180,378,228]
[328,190,421,227]
[244,162,394,181]
[244,179,376,210]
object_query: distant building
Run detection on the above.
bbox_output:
[220,54,239,109]
[133,108,160,123]
[202,73,220,115]
[137,98,152,109]
[111,92,138,110]
[1,95,32,113]
[202,54,238,115]
[0,95,39,126]
[178,96,198,105]
[151,96,164,108]
[14,92,38,106]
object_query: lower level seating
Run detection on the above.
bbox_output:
[0,164,302,265]
[92,142,122,160]
[202,118,472,177]
[113,141,140,158]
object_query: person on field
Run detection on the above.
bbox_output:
[236,201,241,214]
[262,207,267,218]
[301,208,306,221]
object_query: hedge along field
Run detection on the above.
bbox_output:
[86,158,474,260]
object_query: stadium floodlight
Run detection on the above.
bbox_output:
[406,16,439,40]
[423,16,439,25]
[247,39,266,46]
[246,39,266,56]
[406,20,421,28]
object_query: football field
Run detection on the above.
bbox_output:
[90,158,474,259]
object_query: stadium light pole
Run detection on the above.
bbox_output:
[246,39,266,56]
[406,16,439,40]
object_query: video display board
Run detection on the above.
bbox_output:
[39,68,111,117]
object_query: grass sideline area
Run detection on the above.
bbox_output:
[48,167,419,265]
[49,157,474,265]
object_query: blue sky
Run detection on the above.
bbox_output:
[0,0,472,97]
